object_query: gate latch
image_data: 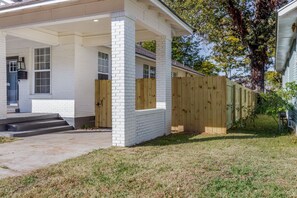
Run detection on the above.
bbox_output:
[96,99,103,107]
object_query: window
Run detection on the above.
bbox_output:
[8,60,17,73]
[98,52,109,80]
[34,47,51,94]
[150,66,156,78]
[143,64,149,78]
[143,65,156,78]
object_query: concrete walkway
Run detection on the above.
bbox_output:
[0,131,112,179]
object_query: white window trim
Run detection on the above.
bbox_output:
[143,64,156,78]
[33,47,52,95]
[98,51,110,79]
[8,60,18,73]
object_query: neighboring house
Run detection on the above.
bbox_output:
[135,45,203,78]
[95,45,203,81]
[0,0,193,146]
[276,0,297,130]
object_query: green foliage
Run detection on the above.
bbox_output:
[258,82,297,121]
[140,41,156,53]
[265,71,282,91]
[194,60,220,76]
[140,35,220,76]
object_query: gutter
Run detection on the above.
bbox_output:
[0,0,74,13]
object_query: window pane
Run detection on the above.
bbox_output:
[98,51,109,75]
[35,71,50,94]
[150,66,156,78]
[143,64,149,78]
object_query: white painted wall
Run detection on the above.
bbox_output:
[74,36,98,118]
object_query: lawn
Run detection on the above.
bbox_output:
[0,137,14,144]
[1,115,297,197]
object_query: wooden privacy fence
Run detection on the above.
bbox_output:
[226,79,257,128]
[172,77,227,134]
[95,77,257,133]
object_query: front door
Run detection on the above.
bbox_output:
[7,57,18,105]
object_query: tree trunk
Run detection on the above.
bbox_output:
[250,59,265,92]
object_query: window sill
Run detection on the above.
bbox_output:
[29,94,53,99]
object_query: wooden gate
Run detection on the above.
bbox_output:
[95,79,156,128]
[95,80,112,128]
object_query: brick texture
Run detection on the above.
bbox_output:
[135,109,165,144]
[111,13,136,147]
[156,36,172,135]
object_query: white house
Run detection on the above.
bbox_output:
[276,0,297,129]
[0,0,193,146]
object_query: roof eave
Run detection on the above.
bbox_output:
[0,0,74,14]
[151,0,194,35]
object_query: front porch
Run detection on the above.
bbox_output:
[0,0,192,146]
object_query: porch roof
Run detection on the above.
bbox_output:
[276,0,297,72]
[0,0,193,36]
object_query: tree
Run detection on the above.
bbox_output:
[265,71,282,91]
[258,82,297,130]
[163,0,290,91]
[194,60,220,75]
[140,35,220,75]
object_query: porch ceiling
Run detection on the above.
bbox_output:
[38,17,148,37]
[5,17,159,47]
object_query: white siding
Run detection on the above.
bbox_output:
[0,33,6,119]
[289,50,296,83]
[74,37,98,118]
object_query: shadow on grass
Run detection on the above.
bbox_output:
[139,132,277,147]
[140,115,290,147]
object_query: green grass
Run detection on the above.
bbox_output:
[0,137,14,144]
[1,115,297,197]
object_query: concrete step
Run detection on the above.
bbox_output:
[7,125,74,137]
[7,119,67,132]
[0,114,60,125]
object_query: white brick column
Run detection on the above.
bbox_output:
[111,13,136,147]
[156,36,172,135]
[0,32,6,119]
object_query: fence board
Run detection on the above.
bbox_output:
[95,77,257,133]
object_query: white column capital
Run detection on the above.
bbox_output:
[156,35,172,42]
[111,11,136,21]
